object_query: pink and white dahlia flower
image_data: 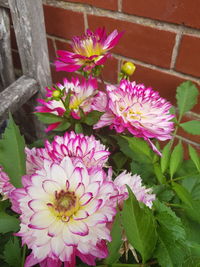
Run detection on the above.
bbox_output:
[94,79,174,154]
[36,77,99,131]
[13,156,118,266]
[0,167,14,200]
[114,171,155,208]
[55,27,123,72]
[26,131,110,174]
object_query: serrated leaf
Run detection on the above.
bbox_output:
[0,114,25,187]
[155,227,186,267]
[121,186,157,263]
[173,182,200,223]
[154,201,187,267]
[35,112,63,124]
[3,237,22,267]
[53,121,71,131]
[161,143,171,173]
[105,212,123,264]
[123,136,152,160]
[176,81,199,117]
[188,145,200,172]
[154,200,186,242]
[170,142,183,178]
[84,111,103,126]
[0,212,19,233]
[180,121,200,135]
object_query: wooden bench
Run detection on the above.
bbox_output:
[0,0,51,137]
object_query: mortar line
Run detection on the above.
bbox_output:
[113,53,200,84]
[175,135,200,147]
[118,0,122,12]
[83,11,88,31]
[44,0,200,36]
[170,30,183,69]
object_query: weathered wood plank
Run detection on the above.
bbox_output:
[0,75,38,123]
[0,7,15,91]
[8,0,51,95]
[0,0,9,8]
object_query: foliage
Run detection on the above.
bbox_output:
[0,28,200,267]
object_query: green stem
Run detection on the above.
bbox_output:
[167,173,199,183]
[169,113,182,149]
[21,245,26,267]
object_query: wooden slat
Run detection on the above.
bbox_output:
[8,0,51,95]
[0,0,9,8]
[0,8,15,91]
[0,75,38,123]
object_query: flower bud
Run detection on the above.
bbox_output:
[121,62,136,76]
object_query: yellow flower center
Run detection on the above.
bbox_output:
[49,190,80,221]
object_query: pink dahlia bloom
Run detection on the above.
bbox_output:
[0,167,15,200]
[36,77,99,131]
[55,27,123,72]
[13,156,118,267]
[114,171,155,208]
[94,80,174,154]
[26,131,110,174]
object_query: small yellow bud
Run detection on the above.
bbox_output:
[121,62,136,76]
[52,90,61,98]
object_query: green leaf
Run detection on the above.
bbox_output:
[182,175,200,200]
[180,121,200,135]
[75,123,83,133]
[0,212,19,233]
[170,142,183,178]
[0,114,25,187]
[155,227,186,267]
[173,182,200,223]
[112,152,127,170]
[172,182,193,208]
[154,200,186,242]
[123,136,152,160]
[154,201,187,267]
[176,81,199,117]
[153,185,174,202]
[121,186,157,263]
[188,145,200,172]
[84,111,103,126]
[153,162,166,184]
[105,212,123,264]
[161,142,171,173]
[35,112,63,124]
[3,237,22,267]
[53,121,71,131]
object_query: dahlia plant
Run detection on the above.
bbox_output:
[0,27,200,267]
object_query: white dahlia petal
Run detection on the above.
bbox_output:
[29,210,56,229]
[15,156,117,266]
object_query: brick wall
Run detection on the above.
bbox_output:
[12,0,200,149]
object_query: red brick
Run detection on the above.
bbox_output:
[123,0,200,29]
[129,63,200,114]
[88,15,176,68]
[47,38,56,62]
[62,0,117,11]
[102,57,118,84]
[51,64,82,84]
[175,35,200,78]
[55,40,73,52]
[43,5,84,39]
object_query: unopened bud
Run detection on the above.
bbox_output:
[121,62,136,76]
